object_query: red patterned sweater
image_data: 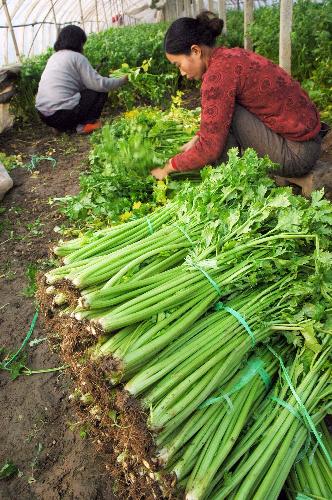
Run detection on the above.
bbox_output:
[171,47,320,171]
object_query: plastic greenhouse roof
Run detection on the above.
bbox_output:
[0,0,161,66]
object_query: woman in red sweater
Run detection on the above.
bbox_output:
[151,11,326,195]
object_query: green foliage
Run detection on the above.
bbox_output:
[221,10,244,48]
[84,23,172,75]
[109,59,177,109]
[302,58,332,123]
[0,460,18,480]
[22,263,38,297]
[10,48,53,122]
[0,152,23,171]
[57,106,199,228]
[250,0,332,80]
[249,0,332,120]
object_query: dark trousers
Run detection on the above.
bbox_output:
[220,105,322,177]
[38,89,108,132]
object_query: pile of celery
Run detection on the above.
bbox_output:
[44,148,332,499]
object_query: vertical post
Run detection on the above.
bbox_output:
[197,0,204,13]
[244,0,254,51]
[101,0,110,28]
[50,0,59,35]
[95,0,100,31]
[218,0,227,33]
[31,24,35,56]
[21,25,25,55]
[78,0,85,30]
[279,0,293,74]
[184,0,190,16]
[170,0,176,20]
[164,1,168,21]
[4,27,9,65]
[208,0,213,11]
[42,23,45,50]
[2,0,21,61]
[176,0,181,17]
[48,23,52,48]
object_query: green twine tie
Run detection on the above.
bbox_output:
[199,357,270,409]
[189,262,221,296]
[145,216,154,235]
[172,223,194,245]
[3,308,39,368]
[268,345,332,467]
[270,396,301,420]
[270,388,318,465]
[27,155,57,172]
[215,301,256,347]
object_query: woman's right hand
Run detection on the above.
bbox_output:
[180,135,199,152]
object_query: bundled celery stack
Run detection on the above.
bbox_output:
[285,422,332,499]
[45,149,332,499]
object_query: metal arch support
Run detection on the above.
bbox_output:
[50,0,59,34]
[26,0,62,56]
[101,0,110,27]
[78,0,85,29]
[57,0,96,26]
[95,0,100,30]
[1,0,21,61]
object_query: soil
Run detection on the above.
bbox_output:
[0,120,117,500]
[0,100,331,500]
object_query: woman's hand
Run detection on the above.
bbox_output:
[151,161,175,180]
[180,135,199,152]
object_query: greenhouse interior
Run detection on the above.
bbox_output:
[0,0,331,499]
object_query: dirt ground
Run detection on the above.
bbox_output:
[0,105,331,500]
[0,121,117,499]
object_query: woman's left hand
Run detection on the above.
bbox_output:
[151,161,175,180]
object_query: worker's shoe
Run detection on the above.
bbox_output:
[0,162,13,202]
[76,120,102,134]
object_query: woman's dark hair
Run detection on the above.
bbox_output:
[164,11,224,55]
[54,25,87,53]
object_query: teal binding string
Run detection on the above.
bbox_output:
[26,155,57,172]
[172,223,194,245]
[145,216,154,235]
[270,396,316,464]
[189,262,222,296]
[270,396,302,420]
[3,307,39,368]
[268,345,332,467]
[215,301,256,347]
[199,357,271,409]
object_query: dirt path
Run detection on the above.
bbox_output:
[0,123,116,499]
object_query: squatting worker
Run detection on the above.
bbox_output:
[36,25,128,134]
[151,11,328,195]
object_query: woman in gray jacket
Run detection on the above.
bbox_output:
[36,25,127,134]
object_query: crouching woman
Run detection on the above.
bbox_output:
[151,12,328,195]
[36,25,127,134]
